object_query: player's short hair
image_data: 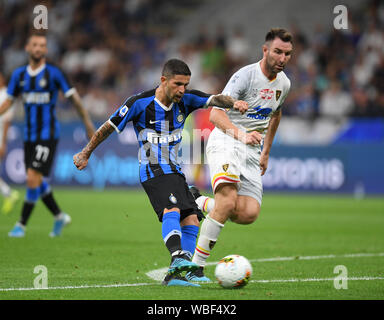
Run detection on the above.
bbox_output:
[162,59,191,78]
[265,28,293,44]
[27,31,47,42]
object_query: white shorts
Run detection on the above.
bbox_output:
[206,128,263,205]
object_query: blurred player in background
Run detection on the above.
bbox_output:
[0,72,19,214]
[73,59,248,287]
[0,32,95,237]
[189,28,293,281]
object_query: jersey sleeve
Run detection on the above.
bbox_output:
[54,67,76,98]
[279,79,291,106]
[275,78,291,112]
[214,68,248,111]
[6,69,21,100]
[182,90,213,114]
[108,98,140,133]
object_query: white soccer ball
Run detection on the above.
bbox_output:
[215,254,253,288]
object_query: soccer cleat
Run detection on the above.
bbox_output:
[185,266,212,283]
[49,213,71,237]
[8,222,25,238]
[162,274,201,287]
[189,186,202,200]
[167,256,200,275]
[2,190,20,215]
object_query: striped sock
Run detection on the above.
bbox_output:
[192,215,224,267]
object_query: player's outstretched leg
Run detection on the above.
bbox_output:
[192,184,236,276]
[161,210,200,287]
[189,186,215,215]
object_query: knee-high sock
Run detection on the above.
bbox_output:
[162,211,182,256]
[181,225,199,260]
[20,187,40,226]
[192,215,224,267]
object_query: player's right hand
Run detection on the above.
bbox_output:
[233,100,249,114]
[73,152,88,170]
[244,131,262,145]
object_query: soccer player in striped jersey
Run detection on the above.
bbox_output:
[73,59,248,287]
[0,32,95,237]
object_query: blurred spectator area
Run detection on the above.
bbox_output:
[0,0,383,145]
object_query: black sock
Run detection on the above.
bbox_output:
[41,192,61,216]
[20,202,35,226]
[165,234,183,258]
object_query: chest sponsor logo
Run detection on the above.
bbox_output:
[247,105,272,120]
[147,131,182,144]
[260,89,274,100]
[22,92,50,104]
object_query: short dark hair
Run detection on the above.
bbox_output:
[162,59,191,77]
[265,28,293,44]
[27,30,47,42]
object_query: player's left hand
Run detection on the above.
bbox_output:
[260,152,269,176]
[233,100,248,114]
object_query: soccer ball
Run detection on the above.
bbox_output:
[215,254,253,288]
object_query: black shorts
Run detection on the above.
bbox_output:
[141,173,204,222]
[24,140,58,177]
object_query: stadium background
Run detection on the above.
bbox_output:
[0,0,383,195]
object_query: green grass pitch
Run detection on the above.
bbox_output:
[0,188,383,300]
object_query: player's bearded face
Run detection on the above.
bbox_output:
[165,74,191,103]
[26,36,47,63]
[265,38,292,74]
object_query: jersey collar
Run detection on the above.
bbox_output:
[154,97,174,111]
[257,61,277,83]
[27,63,46,77]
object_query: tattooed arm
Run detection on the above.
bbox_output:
[73,120,114,170]
[208,94,248,114]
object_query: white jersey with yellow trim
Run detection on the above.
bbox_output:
[213,60,291,137]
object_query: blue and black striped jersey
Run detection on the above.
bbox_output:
[6,63,75,142]
[109,89,213,183]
